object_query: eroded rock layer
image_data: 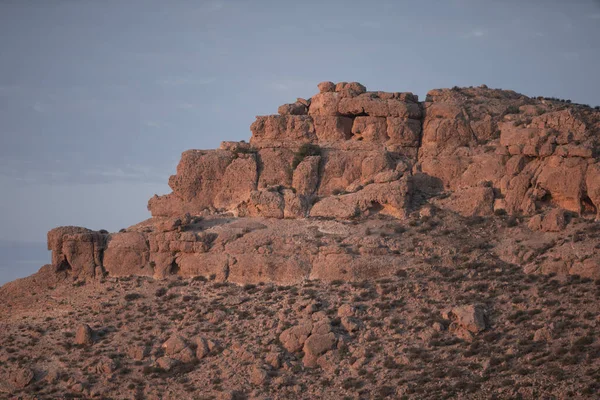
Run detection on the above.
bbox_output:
[44,82,600,283]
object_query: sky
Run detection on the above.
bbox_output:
[0,0,599,281]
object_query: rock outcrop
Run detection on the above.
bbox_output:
[420,86,600,218]
[40,82,600,284]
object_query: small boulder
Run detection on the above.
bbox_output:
[528,209,568,232]
[9,367,34,389]
[195,336,219,359]
[249,365,269,385]
[195,337,210,359]
[175,346,197,363]
[303,333,337,368]
[278,102,308,116]
[279,321,312,353]
[541,208,567,232]
[527,214,543,231]
[444,304,487,340]
[162,334,188,356]
[337,304,356,317]
[311,318,332,335]
[317,81,336,93]
[297,97,311,107]
[341,316,360,332]
[156,356,178,371]
[75,324,94,346]
[303,333,337,357]
[265,351,282,369]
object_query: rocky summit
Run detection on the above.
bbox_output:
[1,82,599,399]
[41,82,600,284]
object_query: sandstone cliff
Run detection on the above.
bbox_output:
[37,82,600,284]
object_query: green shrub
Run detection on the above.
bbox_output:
[505,105,521,114]
[292,143,320,169]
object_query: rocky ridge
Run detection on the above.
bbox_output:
[1,82,600,399]
[35,82,600,285]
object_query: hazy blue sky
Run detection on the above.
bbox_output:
[0,0,599,250]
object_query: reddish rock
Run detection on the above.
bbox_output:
[47,226,107,279]
[228,253,310,285]
[311,179,411,219]
[249,365,269,385]
[308,92,341,116]
[586,163,600,218]
[352,116,388,142]
[278,102,308,115]
[303,332,336,367]
[280,322,312,353]
[239,189,285,219]
[257,148,294,189]
[536,156,587,213]
[162,335,188,356]
[103,232,151,277]
[292,155,321,197]
[150,252,176,280]
[214,154,258,210]
[386,117,421,146]
[441,185,495,217]
[251,115,316,145]
[444,304,487,340]
[75,324,94,346]
[338,95,388,117]
[313,116,353,142]
[541,208,568,232]
[9,367,34,389]
[38,82,600,286]
[317,81,335,93]
[176,253,229,281]
[148,150,234,217]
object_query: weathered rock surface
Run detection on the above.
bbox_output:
[33,82,600,284]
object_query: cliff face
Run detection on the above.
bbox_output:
[147,82,421,220]
[40,82,600,284]
[147,82,600,221]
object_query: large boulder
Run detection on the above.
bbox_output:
[250,115,317,145]
[213,154,258,210]
[148,150,235,217]
[310,178,411,219]
[103,232,151,277]
[47,226,107,279]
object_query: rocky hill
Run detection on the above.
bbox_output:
[25,81,600,285]
[0,82,599,399]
